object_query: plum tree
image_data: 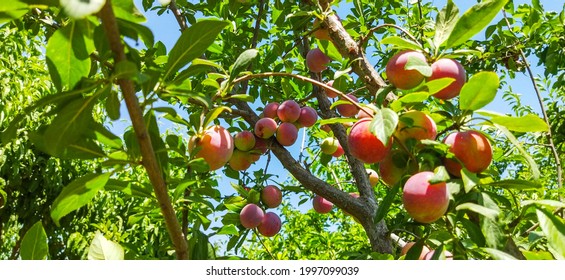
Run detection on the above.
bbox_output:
[385,50,428,90]
[402,171,449,223]
[188,125,234,171]
[254,117,278,139]
[306,48,330,73]
[234,131,256,152]
[277,100,301,123]
[239,203,265,229]
[275,122,299,146]
[261,185,282,208]
[257,212,282,237]
[395,110,437,144]
[312,195,333,214]
[442,130,493,177]
[429,58,466,100]
[348,118,393,164]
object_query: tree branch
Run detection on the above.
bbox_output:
[502,10,563,190]
[98,0,188,260]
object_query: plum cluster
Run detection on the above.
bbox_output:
[239,185,283,237]
[255,100,318,147]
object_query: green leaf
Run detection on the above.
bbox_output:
[493,124,540,180]
[405,56,432,77]
[483,248,518,260]
[216,224,240,236]
[424,77,455,95]
[429,166,450,184]
[46,20,95,91]
[20,222,48,260]
[433,0,459,49]
[477,111,549,132]
[1,83,99,144]
[188,230,214,260]
[459,72,499,111]
[487,179,543,190]
[389,92,430,111]
[51,173,111,226]
[405,239,427,260]
[105,179,154,198]
[456,202,499,220]
[87,231,124,260]
[43,89,101,156]
[105,90,121,121]
[522,200,565,209]
[112,0,146,23]
[521,250,555,260]
[380,36,423,51]
[202,106,232,128]
[114,60,138,80]
[164,19,229,80]
[446,0,509,49]
[459,218,486,247]
[537,208,565,259]
[229,49,258,82]
[0,1,28,24]
[116,18,154,48]
[461,168,480,193]
[223,196,247,212]
[145,110,169,176]
[374,184,400,224]
[319,117,358,125]
[369,108,398,146]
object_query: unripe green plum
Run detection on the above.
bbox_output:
[386,50,427,90]
[234,131,256,152]
[188,125,234,171]
[320,137,339,154]
[402,171,449,223]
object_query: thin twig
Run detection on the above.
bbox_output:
[253,228,276,260]
[232,72,373,117]
[98,0,188,259]
[502,10,563,190]
[168,0,188,31]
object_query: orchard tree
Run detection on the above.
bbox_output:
[0,0,564,260]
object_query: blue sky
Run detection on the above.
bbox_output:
[121,0,563,252]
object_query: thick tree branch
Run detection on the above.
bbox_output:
[98,1,188,260]
[318,0,388,96]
